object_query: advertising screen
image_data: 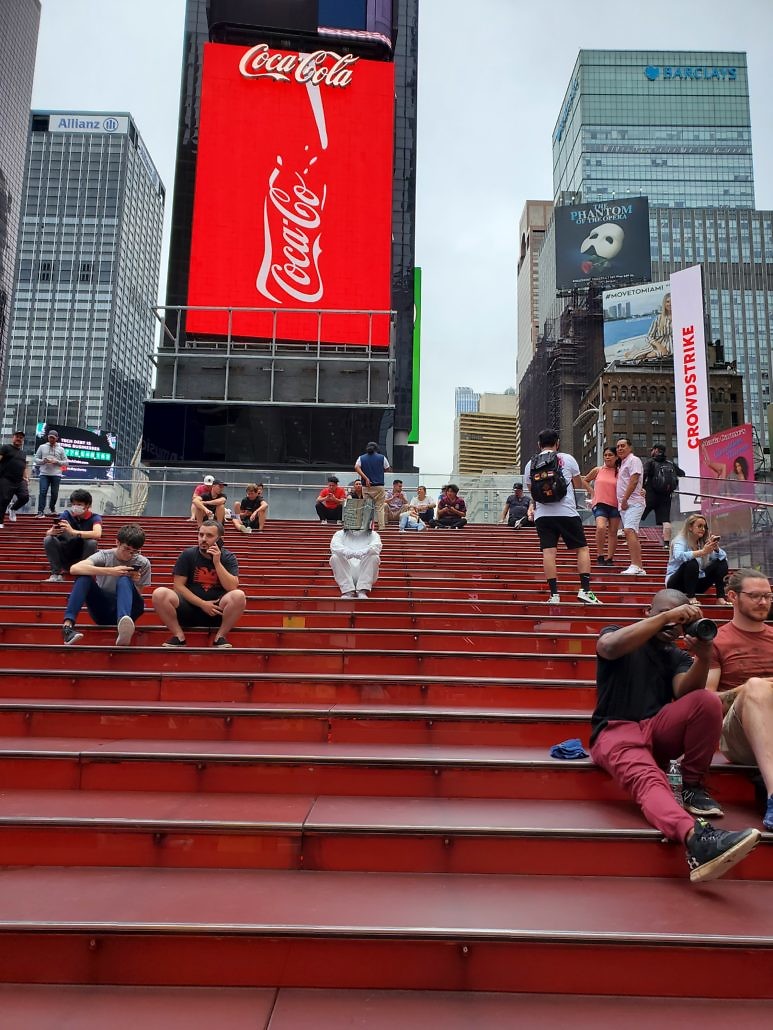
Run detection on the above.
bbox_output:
[602,280,671,363]
[187,42,395,346]
[699,423,755,538]
[35,424,117,480]
[554,197,651,290]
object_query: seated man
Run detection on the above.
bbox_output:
[706,568,773,831]
[348,479,364,499]
[591,588,760,883]
[189,475,214,521]
[329,498,382,599]
[192,479,227,525]
[385,479,408,524]
[429,484,467,529]
[234,482,269,534]
[315,476,346,523]
[62,523,150,647]
[152,519,246,648]
[43,489,103,583]
[500,482,530,527]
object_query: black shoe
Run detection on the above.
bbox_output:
[685,818,761,883]
[212,636,232,648]
[162,636,186,648]
[596,555,606,565]
[683,784,724,818]
[62,624,83,646]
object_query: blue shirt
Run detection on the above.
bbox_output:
[357,452,389,487]
[666,537,727,584]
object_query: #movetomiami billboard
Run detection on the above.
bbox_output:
[187,42,395,346]
[602,280,671,363]
[554,197,651,291]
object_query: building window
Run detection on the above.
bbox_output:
[612,408,626,424]
[38,261,53,283]
[651,410,666,426]
[79,261,93,284]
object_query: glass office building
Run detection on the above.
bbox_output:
[0,112,165,464]
[0,0,40,371]
[553,50,754,209]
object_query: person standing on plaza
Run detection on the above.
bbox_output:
[615,437,647,576]
[524,428,601,605]
[642,444,683,550]
[355,441,391,530]
[0,430,31,528]
[33,429,68,517]
[499,482,530,528]
[582,447,621,566]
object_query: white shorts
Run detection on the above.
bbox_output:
[620,502,645,532]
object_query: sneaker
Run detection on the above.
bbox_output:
[577,588,602,605]
[683,784,724,818]
[162,636,186,648]
[341,591,357,599]
[62,624,83,646]
[685,818,761,883]
[7,508,16,522]
[764,796,773,832]
[595,555,606,566]
[35,513,46,519]
[234,520,251,534]
[212,636,232,648]
[547,593,561,604]
[663,541,671,550]
[115,615,135,647]
[601,558,615,567]
[621,565,646,576]
[44,574,64,583]
[356,590,370,599]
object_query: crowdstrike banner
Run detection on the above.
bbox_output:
[670,264,710,512]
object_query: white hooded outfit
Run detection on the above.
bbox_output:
[329,527,382,595]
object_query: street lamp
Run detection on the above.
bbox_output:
[574,376,605,466]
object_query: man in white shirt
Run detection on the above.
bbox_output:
[616,437,647,576]
[524,428,601,605]
[329,498,382,599]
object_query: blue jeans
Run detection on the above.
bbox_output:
[64,575,145,626]
[38,474,62,513]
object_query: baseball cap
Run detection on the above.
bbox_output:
[513,482,523,489]
[47,430,59,440]
[212,479,227,487]
[203,475,215,486]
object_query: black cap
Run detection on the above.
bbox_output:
[12,429,25,437]
[212,479,227,487]
[652,445,666,455]
[513,482,523,489]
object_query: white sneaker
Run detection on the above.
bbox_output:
[356,590,370,599]
[341,591,357,599]
[621,565,646,576]
[115,615,135,647]
[44,574,64,583]
[577,588,603,605]
[547,593,561,604]
[7,507,16,522]
[235,520,251,534]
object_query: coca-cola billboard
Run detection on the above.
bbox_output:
[187,42,395,346]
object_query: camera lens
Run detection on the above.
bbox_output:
[683,618,718,641]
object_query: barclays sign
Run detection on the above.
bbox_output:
[644,65,737,81]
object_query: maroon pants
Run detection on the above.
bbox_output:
[590,690,723,843]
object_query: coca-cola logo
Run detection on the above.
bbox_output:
[239,43,358,88]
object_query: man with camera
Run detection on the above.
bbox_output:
[706,568,773,832]
[591,589,760,882]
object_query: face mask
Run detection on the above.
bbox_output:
[70,504,86,516]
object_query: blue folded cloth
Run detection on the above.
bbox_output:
[550,738,589,760]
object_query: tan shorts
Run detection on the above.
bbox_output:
[720,696,756,766]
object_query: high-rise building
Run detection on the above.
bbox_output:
[144,0,419,472]
[454,385,480,415]
[453,391,519,476]
[516,200,552,389]
[0,0,40,372]
[522,50,773,455]
[0,112,165,464]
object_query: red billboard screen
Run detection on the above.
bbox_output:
[187,42,395,346]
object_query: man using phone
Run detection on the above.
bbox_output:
[61,523,150,647]
[590,588,760,883]
[42,489,103,582]
[151,520,246,648]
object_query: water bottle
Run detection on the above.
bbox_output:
[668,759,683,807]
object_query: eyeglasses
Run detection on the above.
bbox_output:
[739,592,773,603]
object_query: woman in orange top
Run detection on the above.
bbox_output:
[583,447,620,567]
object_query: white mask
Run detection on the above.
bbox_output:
[70,504,86,515]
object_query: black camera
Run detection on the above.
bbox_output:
[683,618,718,641]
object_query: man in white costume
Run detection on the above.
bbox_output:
[329,498,382,599]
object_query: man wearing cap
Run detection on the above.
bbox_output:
[315,476,346,523]
[33,429,68,518]
[192,479,227,525]
[500,483,530,528]
[0,430,31,528]
[189,475,215,521]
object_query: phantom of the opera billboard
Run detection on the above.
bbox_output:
[554,197,652,291]
[602,280,672,363]
[186,42,395,346]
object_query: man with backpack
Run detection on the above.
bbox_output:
[643,445,683,550]
[524,429,601,605]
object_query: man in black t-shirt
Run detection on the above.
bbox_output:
[591,588,760,883]
[499,483,530,527]
[151,520,246,648]
[0,430,30,527]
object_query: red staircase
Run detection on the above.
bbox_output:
[0,516,770,1026]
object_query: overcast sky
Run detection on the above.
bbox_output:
[31,0,773,475]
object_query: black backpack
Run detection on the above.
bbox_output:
[529,451,568,504]
[649,460,678,495]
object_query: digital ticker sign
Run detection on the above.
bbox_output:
[186,42,395,346]
[36,424,117,479]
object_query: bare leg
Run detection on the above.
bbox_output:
[607,517,620,560]
[257,502,269,530]
[542,546,557,581]
[662,520,672,544]
[218,590,246,636]
[625,528,643,568]
[595,517,607,557]
[736,678,773,794]
[576,545,591,575]
[152,587,184,640]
